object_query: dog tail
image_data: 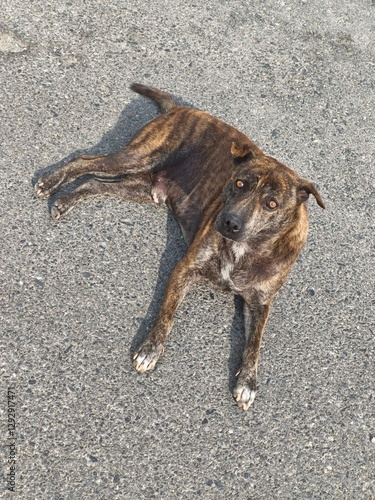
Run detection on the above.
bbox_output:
[130,83,178,114]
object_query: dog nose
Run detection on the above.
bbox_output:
[222,213,243,235]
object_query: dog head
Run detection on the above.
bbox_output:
[214,142,325,243]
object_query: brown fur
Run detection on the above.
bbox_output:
[35,83,325,410]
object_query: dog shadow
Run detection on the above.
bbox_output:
[228,295,246,392]
[129,210,186,354]
[33,89,245,392]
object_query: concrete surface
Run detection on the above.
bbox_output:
[1,0,374,498]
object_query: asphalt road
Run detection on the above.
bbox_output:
[1,1,374,498]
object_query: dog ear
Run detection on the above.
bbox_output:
[231,141,262,161]
[297,179,325,209]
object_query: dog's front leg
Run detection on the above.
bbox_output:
[133,259,197,373]
[233,299,271,410]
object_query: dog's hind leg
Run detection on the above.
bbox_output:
[49,173,153,220]
[34,110,183,200]
[35,146,160,200]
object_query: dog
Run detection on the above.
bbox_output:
[35,83,325,410]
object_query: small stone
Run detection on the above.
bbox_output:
[0,28,28,53]
[61,54,80,68]
[214,480,224,490]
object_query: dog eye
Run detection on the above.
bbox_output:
[265,200,278,210]
[235,180,244,189]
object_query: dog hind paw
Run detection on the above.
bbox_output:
[133,343,164,373]
[50,199,73,220]
[34,179,51,199]
[34,175,63,199]
[50,201,63,220]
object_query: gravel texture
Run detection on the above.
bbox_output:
[1,1,374,498]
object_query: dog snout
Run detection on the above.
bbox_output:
[224,213,242,233]
[216,212,244,239]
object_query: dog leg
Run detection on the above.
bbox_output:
[34,144,162,199]
[34,109,187,199]
[49,174,153,220]
[35,154,106,199]
[233,300,270,410]
[133,259,197,372]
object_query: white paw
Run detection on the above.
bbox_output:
[233,383,256,410]
[132,343,164,373]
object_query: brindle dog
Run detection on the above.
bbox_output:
[35,84,325,410]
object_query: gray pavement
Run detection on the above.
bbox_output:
[1,1,374,498]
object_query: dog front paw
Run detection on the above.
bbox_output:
[133,342,164,373]
[233,377,257,410]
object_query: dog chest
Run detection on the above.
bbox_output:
[218,252,279,295]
